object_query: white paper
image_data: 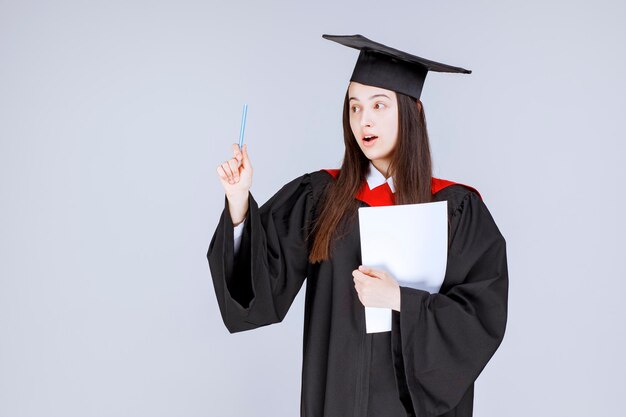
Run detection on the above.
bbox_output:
[358,201,448,333]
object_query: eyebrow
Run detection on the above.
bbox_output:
[349,94,391,102]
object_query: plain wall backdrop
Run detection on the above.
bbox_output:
[1,0,625,416]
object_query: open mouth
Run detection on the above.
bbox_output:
[363,135,378,142]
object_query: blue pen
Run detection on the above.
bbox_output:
[238,103,248,149]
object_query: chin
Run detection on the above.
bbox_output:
[364,150,391,161]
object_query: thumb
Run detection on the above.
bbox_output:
[358,265,384,279]
[241,143,251,167]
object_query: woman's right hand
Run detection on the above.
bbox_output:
[217,143,253,198]
[217,143,252,226]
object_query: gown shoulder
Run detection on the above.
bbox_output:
[433,182,494,221]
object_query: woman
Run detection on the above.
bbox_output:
[208,34,508,417]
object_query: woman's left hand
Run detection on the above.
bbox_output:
[352,265,401,312]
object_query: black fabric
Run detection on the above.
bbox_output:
[207,170,508,417]
[322,34,471,101]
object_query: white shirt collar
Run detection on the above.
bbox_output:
[366,161,396,193]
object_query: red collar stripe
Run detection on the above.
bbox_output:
[321,168,482,207]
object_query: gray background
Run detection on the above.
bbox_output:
[1,0,624,416]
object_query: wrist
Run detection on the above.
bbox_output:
[226,191,249,226]
[226,190,249,202]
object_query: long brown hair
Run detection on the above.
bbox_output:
[307,87,433,263]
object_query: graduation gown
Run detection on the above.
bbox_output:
[207,169,508,417]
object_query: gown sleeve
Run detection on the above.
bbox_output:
[390,189,509,417]
[207,173,316,334]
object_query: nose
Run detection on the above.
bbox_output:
[360,108,373,128]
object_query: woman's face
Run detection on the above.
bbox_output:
[348,81,398,172]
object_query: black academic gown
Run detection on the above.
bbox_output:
[207,170,508,417]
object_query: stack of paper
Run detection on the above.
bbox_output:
[358,201,448,333]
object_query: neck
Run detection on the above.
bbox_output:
[371,159,391,179]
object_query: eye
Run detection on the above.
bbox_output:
[375,102,386,110]
[351,105,360,113]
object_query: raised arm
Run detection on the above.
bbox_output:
[209,143,318,333]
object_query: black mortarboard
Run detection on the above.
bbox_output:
[322,33,471,101]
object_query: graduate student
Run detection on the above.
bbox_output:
[208,34,509,417]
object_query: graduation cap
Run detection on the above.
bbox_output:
[322,34,471,101]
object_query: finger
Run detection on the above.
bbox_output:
[216,165,229,181]
[354,282,365,297]
[227,158,240,181]
[354,270,373,281]
[360,272,370,282]
[352,270,365,282]
[232,143,242,162]
[221,161,234,182]
[353,274,372,289]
